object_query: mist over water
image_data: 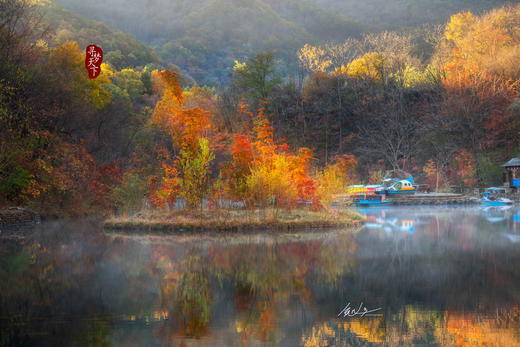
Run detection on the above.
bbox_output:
[2,206,520,346]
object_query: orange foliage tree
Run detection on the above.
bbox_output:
[88,161,123,209]
[452,150,476,188]
[224,134,254,202]
[152,70,211,152]
[242,107,319,210]
[151,70,215,209]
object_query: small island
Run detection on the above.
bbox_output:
[104,208,363,233]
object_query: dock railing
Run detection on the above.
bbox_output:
[415,184,430,193]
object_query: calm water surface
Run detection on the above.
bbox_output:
[2,206,520,346]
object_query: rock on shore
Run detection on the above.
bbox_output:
[0,207,41,226]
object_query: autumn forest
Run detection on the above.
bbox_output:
[1,0,520,216]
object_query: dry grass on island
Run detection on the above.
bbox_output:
[103,208,364,233]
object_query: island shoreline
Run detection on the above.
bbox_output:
[103,208,364,234]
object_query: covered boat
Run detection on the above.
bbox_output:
[374,177,416,195]
[479,187,513,206]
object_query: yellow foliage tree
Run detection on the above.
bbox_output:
[179,137,215,209]
[347,52,385,81]
[316,155,357,207]
[298,44,332,73]
[445,11,476,44]
[441,6,520,79]
[246,153,298,211]
[45,41,112,110]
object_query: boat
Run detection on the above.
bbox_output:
[356,196,391,206]
[340,176,416,206]
[479,187,513,206]
[374,177,416,195]
[346,186,391,206]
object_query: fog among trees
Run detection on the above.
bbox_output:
[53,0,517,82]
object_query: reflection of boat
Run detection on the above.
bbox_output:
[481,205,513,212]
[363,218,415,233]
[358,206,520,244]
[479,187,513,206]
[480,205,513,223]
[378,218,416,233]
[359,209,417,233]
[481,205,512,221]
[502,233,520,243]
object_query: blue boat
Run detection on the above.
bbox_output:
[356,199,391,207]
[354,193,391,206]
[479,187,513,206]
[345,185,392,206]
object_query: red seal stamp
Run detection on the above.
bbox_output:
[85,44,103,79]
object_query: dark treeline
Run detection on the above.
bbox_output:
[0,0,164,214]
[223,8,520,188]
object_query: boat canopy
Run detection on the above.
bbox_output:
[502,158,520,167]
[383,177,413,185]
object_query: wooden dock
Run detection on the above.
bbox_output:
[387,194,477,205]
[333,193,478,206]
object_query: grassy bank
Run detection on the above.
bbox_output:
[103,208,364,233]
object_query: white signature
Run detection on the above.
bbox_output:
[337,302,383,318]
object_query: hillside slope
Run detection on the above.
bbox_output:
[53,0,516,82]
[313,0,517,29]
[54,0,363,82]
[40,1,160,69]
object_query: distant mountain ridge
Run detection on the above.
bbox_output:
[52,0,363,82]
[313,0,517,28]
[52,0,516,83]
[53,0,362,44]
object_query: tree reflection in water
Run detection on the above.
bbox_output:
[1,207,520,346]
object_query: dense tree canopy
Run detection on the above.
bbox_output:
[1,0,519,213]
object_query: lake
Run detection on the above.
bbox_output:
[1,206,520,346]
